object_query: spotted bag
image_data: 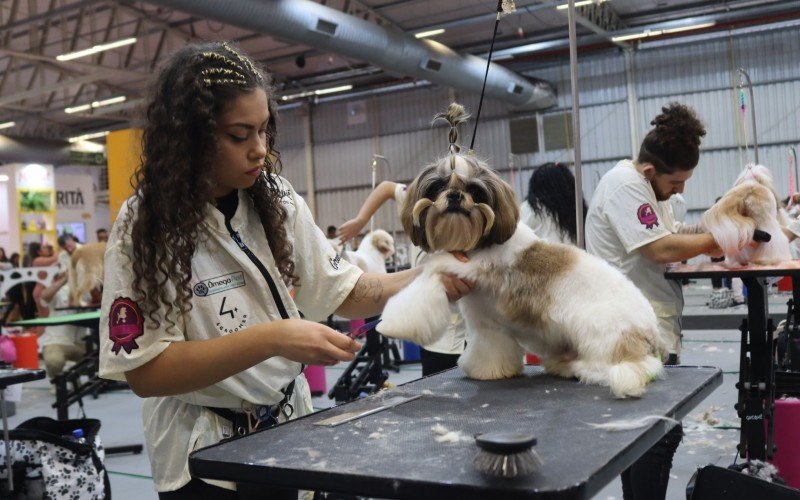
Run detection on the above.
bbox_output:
[0,417,110,499]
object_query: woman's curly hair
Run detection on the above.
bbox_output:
[122,41,297,328]
[525,162,586,244]
[638,102,706,174]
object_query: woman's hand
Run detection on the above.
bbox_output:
[442,251,474,302]
[273,319,362,366]
[338,217,366,244]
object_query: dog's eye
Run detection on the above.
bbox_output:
[425,180,445,199]
[467,184,488,204]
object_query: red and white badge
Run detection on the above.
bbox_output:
[108,297,144,355]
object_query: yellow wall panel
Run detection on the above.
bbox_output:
[107,129,142,224]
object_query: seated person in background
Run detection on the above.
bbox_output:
[39,272,86,388]
[520,162,586,245]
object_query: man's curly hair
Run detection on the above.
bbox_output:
[122,42,297,328]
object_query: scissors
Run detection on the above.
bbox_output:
[346,318,382,339]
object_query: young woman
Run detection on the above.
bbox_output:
[98,42,472,498]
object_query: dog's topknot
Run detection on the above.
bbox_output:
[433,102,471,154]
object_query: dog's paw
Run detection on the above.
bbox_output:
[458,355,523,380]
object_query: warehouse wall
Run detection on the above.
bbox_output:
[275,23,800,237]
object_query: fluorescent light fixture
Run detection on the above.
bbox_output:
[56,37,137,61]
[281,84,353,101]
[68,130,109,143]
[612,29,662,42]
[556,0,606,10]
[65,96,127,114]
[414,28,445,39]
[0,174,9,182]
[0,121,15,130]
[662,21,716,34]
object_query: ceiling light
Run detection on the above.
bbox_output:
[0,121,15,130]
[414,28,445,39]
[556,0,606,10]
[56,37,137,61]
[0,174,9,182]
[68,130,109,143]
[662,22,716,34]
[612,30,662,42]
[65,96,127,114]
[281,85,353,101]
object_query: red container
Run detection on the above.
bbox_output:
[10,333,39,369]
[770,398,800,488]
[525,353,541,365]
[778,276,793,292]
[304,365,327,397]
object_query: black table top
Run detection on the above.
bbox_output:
[665,261,800,279]
[0,368,45,388]
[190,365,722,499]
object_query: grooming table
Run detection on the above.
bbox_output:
[190,365,721,499]
[666,261,800,462]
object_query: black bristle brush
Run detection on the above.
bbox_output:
[473,432,542,478]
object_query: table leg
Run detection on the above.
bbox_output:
[2,387,12,494]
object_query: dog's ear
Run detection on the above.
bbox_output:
[400,168,435,252]
[484,172,519,246]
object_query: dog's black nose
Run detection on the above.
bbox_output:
[446,191,463,203]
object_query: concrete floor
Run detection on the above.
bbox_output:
[2,282,792,499]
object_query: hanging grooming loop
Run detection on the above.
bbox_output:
[736,67,759,164]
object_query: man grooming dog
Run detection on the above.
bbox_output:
[378,103,667,399]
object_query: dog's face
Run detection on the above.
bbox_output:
[400,155,519,252]
[369,229,395,259]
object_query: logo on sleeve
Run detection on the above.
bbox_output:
[637,203,659,229]
[109,297,144,355]
[329,253,341,270]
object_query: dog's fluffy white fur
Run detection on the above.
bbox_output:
[377,104,666,398]
[701,164,792,266]
[68,242,106,306]
[343,229,395,274]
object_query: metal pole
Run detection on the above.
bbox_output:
[568,0,584,248]
[2,389,13,493]
[737,68,759,164]
[791,147,798,197]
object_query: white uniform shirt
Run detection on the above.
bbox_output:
[39,283,82,347]
[394,183,466,355]
[519,201,574,245]
[585,160,683,354]
[99,177,362,492]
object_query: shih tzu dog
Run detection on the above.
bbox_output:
[701,163,792,266]
[377,103,666,398]
[344,229,395,274]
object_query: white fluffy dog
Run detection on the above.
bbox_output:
[377,104,666,399]
[344,229,395,274]
[69,242,106,306]
[701,164,792,266]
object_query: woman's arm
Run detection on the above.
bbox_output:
[41,273,68,303]
[124,318,361,397]
[335,266,473,319]
[339,181,399,243]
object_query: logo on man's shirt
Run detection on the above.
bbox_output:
[108,297,144,355]
[637,203,659,229]
[193,271,245,297]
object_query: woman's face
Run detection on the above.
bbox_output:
[210,88,270,198]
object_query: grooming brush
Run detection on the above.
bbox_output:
[473,432,542,479]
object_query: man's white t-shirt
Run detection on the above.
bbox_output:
[39,282,82,347]
[585,160,683,354]
[394,183,466,355]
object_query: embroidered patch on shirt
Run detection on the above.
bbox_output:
[193,271,246,297]
[637,203,659,229]
[109,297,144,355]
